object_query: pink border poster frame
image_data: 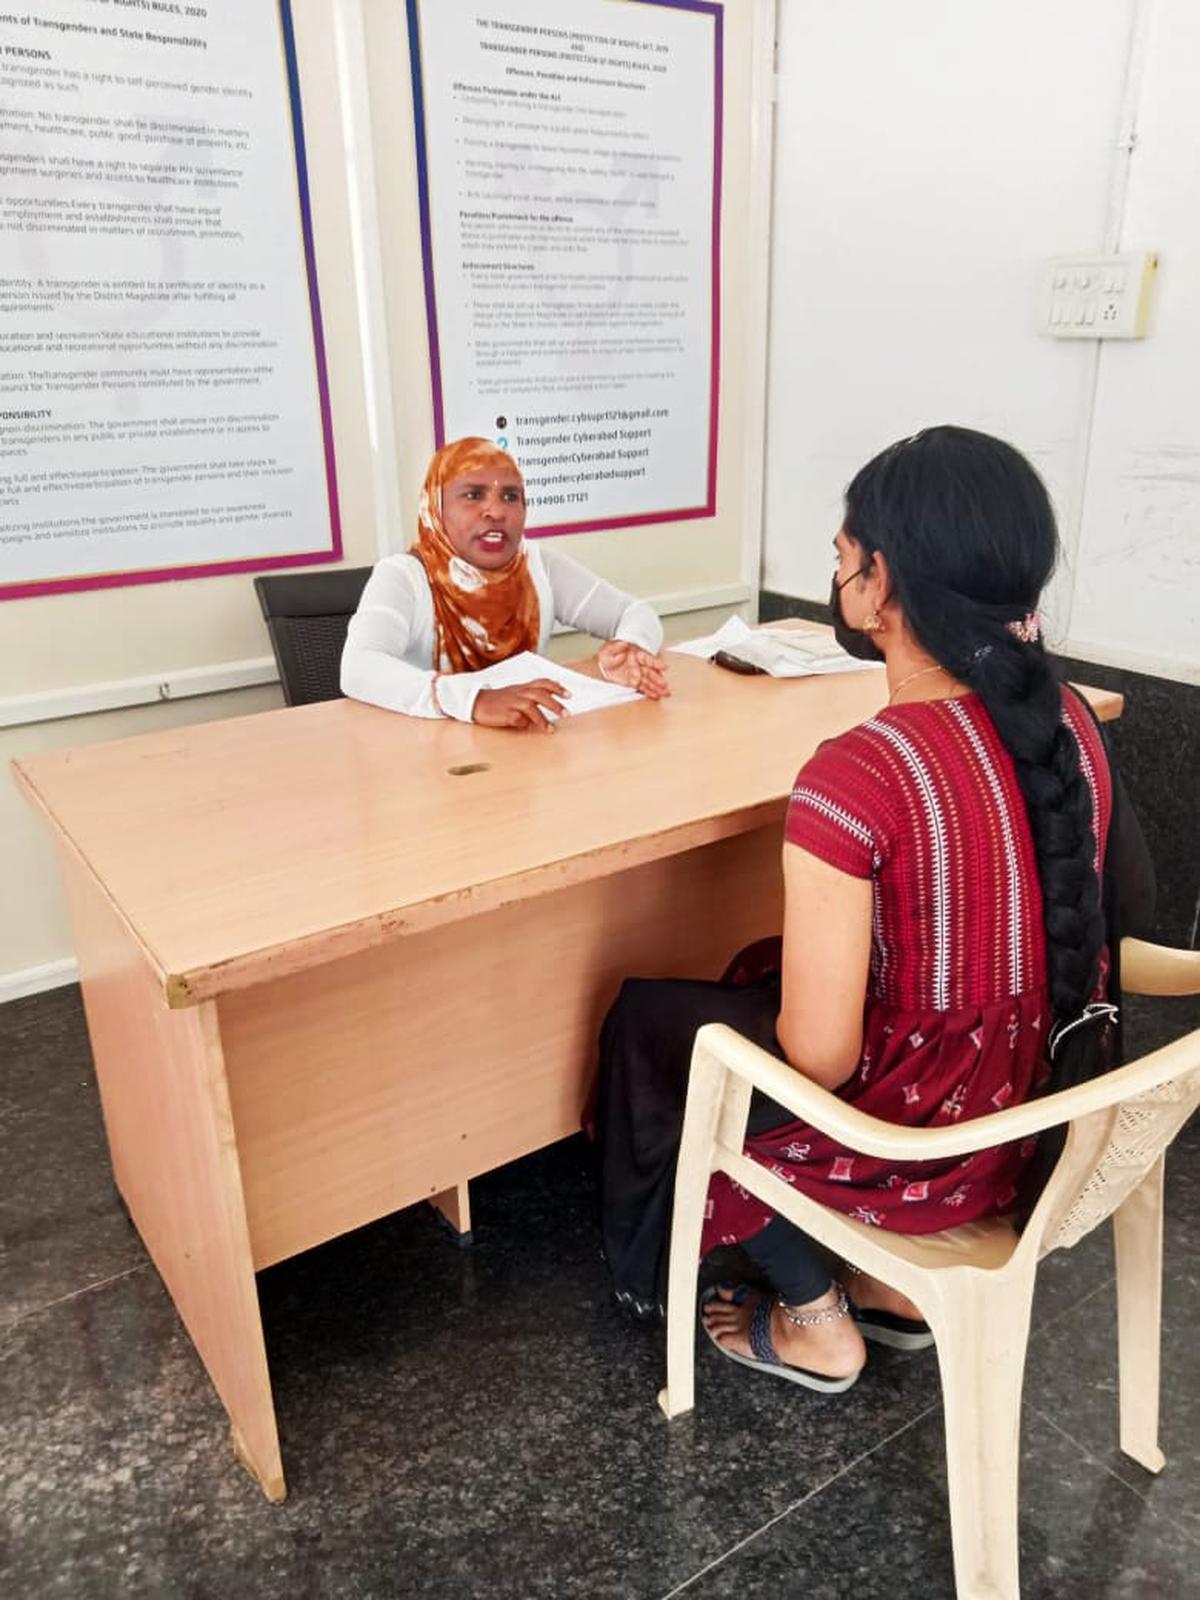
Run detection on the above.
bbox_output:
[406,0,723,539]
[0,0,341,604]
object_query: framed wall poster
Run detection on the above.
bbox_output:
[0,1,340,601]
[406,0,722,536]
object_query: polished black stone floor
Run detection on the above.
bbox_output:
[2,985,1198,1599]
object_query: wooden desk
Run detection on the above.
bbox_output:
[13,655,1123,1500]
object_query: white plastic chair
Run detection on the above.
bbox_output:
[658,939,1200,1600]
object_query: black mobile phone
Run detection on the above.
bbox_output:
[711,649,766,676]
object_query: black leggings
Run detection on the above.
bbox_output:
[597,972,838,1314]
[740,1214,836,1305]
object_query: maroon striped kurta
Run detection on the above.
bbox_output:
[702,689,1112,1245]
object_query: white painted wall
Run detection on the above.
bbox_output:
[764,0,1199,685]
[1069,0,1200,676]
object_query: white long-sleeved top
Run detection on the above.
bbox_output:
[340,545,663,721]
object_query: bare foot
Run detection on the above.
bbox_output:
[844,1268,924,1323]
[702,1284,866,1380]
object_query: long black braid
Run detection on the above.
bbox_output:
[843,426,1106,1026]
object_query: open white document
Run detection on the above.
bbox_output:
[669,616,884,678]
[473,652,642,718]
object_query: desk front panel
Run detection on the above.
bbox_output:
[218,824,784,1269]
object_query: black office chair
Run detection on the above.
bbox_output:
[254,567,373,706]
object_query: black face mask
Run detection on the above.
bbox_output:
[829,569,885,661]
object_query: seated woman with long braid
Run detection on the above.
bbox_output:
[342,437,668,730]
[596,425,1153,1386]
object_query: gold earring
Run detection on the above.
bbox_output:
[863,612,883,633]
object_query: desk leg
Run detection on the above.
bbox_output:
[59,847,286,1502]
[431,1181,473,1245]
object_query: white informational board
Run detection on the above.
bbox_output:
[406,0,721,536]
[0,0,340,601]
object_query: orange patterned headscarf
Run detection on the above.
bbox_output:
[411,438,541,674]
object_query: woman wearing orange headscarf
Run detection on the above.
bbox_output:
[342,438,668,729]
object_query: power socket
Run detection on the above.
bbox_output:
[1041,252,1157,340]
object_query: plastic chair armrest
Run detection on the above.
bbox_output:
[692,1021,1200,1164]
[1120,938,1200,997]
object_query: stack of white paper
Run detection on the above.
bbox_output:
[669,616,883,678]
[472,651,641,718]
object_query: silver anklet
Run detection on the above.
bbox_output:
[776,1284,850,1328]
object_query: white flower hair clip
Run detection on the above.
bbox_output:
[1006,612,1042,644]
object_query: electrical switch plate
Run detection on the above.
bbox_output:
[1040,252,1158,339]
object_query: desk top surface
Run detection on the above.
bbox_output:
[15,647,1123,1006]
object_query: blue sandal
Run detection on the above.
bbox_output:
[699,1285,862,1393]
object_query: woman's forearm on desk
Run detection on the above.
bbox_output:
[341,583,482,721]
[341,644,480,720]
